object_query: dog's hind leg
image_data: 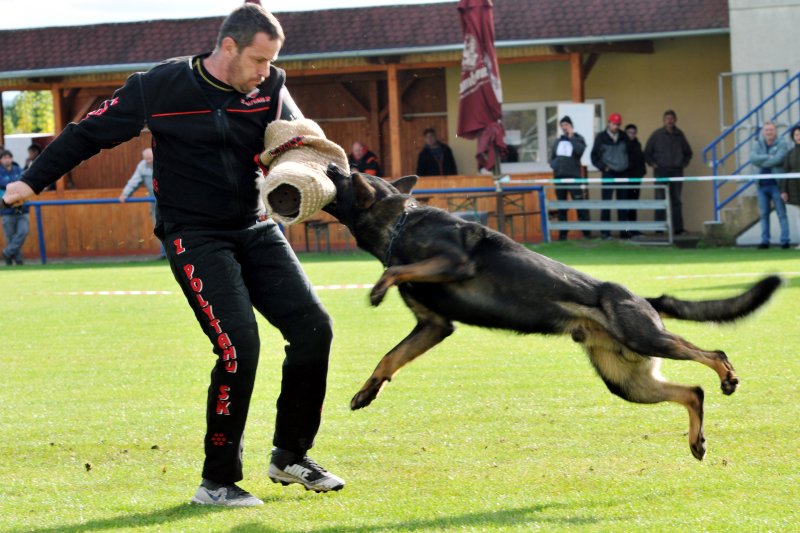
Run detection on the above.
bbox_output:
[577,327,707,460]
[598,283,739,396]
[351,301,454,410]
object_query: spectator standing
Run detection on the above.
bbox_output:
[119,147,156,224]
[24,144,42,170]
[644,110,692,235]
[624,123,646,236]
[750,121,789,249]
[550,115,590,240]
[590,112,630,239]
[416,127,458,176]
[349,141,381,175]
[3,4,344,505]
[0,150,29,265]
[783,125,800,249]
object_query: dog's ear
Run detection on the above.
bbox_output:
[353,173,377,209]
[391,175,418,194]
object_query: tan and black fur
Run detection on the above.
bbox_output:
[323,164,782,460]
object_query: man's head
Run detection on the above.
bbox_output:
[762,122,777,144]
[559,116,573,135]
[792,125,800,145]
[351,142,366,160]
[625,124,638,141]
[663,110,677,130]
[423,128,439,146]
[214,4,284,93]
[142,148,154,165]
[1,150,12,170]
[608,113,622,133]
[27,144,41,159]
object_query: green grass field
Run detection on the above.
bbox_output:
[2,242,799,532]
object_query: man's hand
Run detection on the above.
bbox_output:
[2,181,34,207]
[119,195,127,203]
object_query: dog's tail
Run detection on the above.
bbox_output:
[646,275,783,323]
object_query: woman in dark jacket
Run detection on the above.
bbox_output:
[783,125,800,249]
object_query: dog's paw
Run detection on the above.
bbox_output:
[720,371,739,396]
[350,377,385,410]
[690,434,707,461]
[369,284,388,306]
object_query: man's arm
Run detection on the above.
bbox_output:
[681,132,693,167]
[643,133,656,167]
[572,135,586,159]
[21,73,147,195]
[119,162,145,201]
[750,141,787,168]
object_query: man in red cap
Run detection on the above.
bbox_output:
[591,112,631,238]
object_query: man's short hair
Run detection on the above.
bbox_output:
[423,128,436,136]
[663,109,677,119]
[625,123,637,132]
[217,3,285,49]
[0,149,12,159]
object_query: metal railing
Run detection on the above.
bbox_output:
[27,197,155,264]
[703,71,800,221]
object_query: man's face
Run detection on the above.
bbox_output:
[560,121,573,136]
[226,32,281,94]
[351,143,365,160]
[793,128,800,145]
[1,155,12,170]
[626,127,637,141]
[663,113,676,129]
[608,122,620,134]
[763,124,777,143]
[424,132,437,146]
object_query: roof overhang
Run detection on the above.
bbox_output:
[0,28,728,81]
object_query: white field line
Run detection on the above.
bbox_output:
[49,273,799,295]
[56,284,375,296]
[654,272,800,280]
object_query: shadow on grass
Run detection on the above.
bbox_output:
[21,500,262,533]
[231,503,606,533]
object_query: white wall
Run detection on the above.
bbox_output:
[729,0,800,75]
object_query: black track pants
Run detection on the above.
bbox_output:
[164,220,333,484]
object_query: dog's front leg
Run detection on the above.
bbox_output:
[352,318,454,409]
[370,255,475,306]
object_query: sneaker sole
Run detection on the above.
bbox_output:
[268,473,344,493]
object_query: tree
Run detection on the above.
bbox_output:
[3,91,54,134]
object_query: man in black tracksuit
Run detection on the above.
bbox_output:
[3,4,344,505]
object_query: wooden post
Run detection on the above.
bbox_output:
[51,84,66,193]
[368,80,380,155]
[0,91,5,143]
[386,63,401,177]
[570,52,584,103]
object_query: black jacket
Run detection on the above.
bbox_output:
[23,55,289,233]
[590,129,630,177]
[626,137,647,179]
[416,143,458,176]
[549,133,586,178]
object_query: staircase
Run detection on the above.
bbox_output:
[702,70,800,245]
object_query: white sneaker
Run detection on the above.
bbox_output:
[190,479,264,506]
[268,450,345,492]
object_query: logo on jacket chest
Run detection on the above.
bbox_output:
[240,95,271,107]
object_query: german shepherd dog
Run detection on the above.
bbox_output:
[322,164,781,460]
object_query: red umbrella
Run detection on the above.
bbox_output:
[456,0,506,174]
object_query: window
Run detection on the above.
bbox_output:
[500,100,604,173]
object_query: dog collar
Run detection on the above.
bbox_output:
[383,202,416,266]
